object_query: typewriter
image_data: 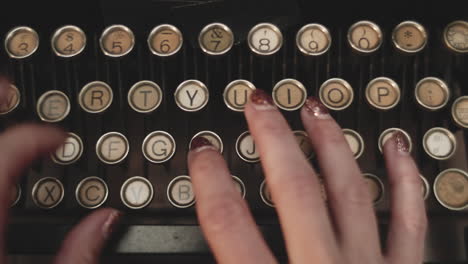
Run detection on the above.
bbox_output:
[1,0,468,263]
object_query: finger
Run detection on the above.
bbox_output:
[54,208,122,264]
[188,137,276,264]
[244,90,339,263]
[383,132,427,264]
[0,124,66,256]
[300,97,381,259]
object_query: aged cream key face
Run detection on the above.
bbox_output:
[452,96,468,128]
[52,133,84,165]
[319,78,354,110]
[415,77,449,110]
[76,177,108,209]
[248,23,283,55]
[5,26,39,58]
[142,131,176,163]
[444,21,468,53]
[37,90,70,122]
[100,25,135,57]
[199,23,234,55]
[296,23,331,56]
[148,24,183,56]
[392,21,427,53]
[52,25,86,57]
[167,176,195,208]
[223,80,255,112]
[272,79,307,111]
[121,176,154,209]
[348,21,382,53]
[423,127,456,160]
[32,178,64,209]
[96,132,129,164]
[79,81,113,113]
[434,169,468,210]
[128,81,162,113]
[366,77,400,110]
[363,174,384,205]
[0,84,20,115]
[236,131,259,163]
[174,80,209,112]
[343,129,364,159]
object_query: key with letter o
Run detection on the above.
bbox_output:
[319,78,354,110]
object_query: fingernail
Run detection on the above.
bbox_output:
[250,89,276,110]
[303,96,331,119]
[392,131,410,154]
[190,136,217,153]
[102,210,122,240]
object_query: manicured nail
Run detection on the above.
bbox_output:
[250,89,276,110]
[102,210,122,240]
[303,96,331,119]
[190,136,217,153]
[392,131,410,154]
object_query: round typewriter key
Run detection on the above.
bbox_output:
[128,80,163,113]
[272,79,307,111]
[79,81,113,113]
[443,20,468,53]
[121,176,154,209]
[232,176,246,199]
[451,96,468,128]
[223,79,256,112]
[11,184,21,207]
[236,131,260,163]
[96,132,129,164]
[148,24,183,57]
[363,173,384,205]
[260,180,274,207]
[378,128,412,153]
[51,132,84,165]
[293,130,314,159]
[0,84,20,115]
[392,21,427,53]
[343,128,365,159]
[248,23,283,56]
[174,80,209,112]
[52,25,86,57]
[366,77,400,110]
[190,131,223,153]
[5,26,39,59]
[142,131,176,163]
[76,177,108,209]
[199,23,234,55]
[296,23,331,56]
[415,77,449,111]
[319,78,354,111]
[347,21,382,53]
[423,127,456,160]
[420,175,430,200]
[100,25,135,57]
[36,90,70,122]
[32,177,64,209]
[167,176,195,208]
[434,168,468,210]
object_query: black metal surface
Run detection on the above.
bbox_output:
[1,0,468,263]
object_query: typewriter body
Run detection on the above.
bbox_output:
[2,0,468,263]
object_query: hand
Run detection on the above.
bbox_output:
[0,80,121,264]
[187,90,427,264]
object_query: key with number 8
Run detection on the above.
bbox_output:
[248,23,283,55]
